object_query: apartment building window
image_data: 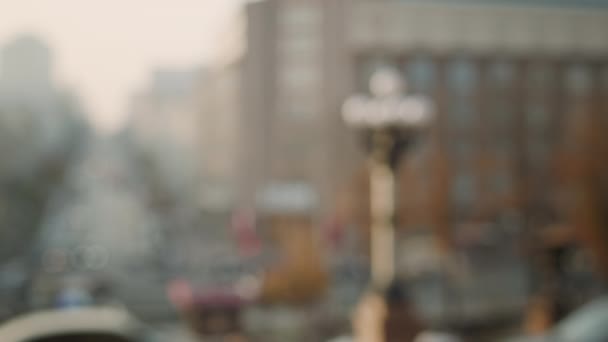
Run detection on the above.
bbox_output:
[451,165,477,212]
[278,3,322,30]
[279,91,319,119]
[405,56,436,94]
[488,60,515,89]
[278,3,322,47]
[277,49,322,119]
[527,102,550,129]
[280,64,321,89]
[448,58,477,94]
[279,37,321,56]
[447,58,477,133]
[487,60,516,155]
[278,41,321,62]
[492,106,515,153]
[491,168,513,198]
[525,63,556,169]
[528,63,555,90]
[449,139,476,163]
[565,64,593,97]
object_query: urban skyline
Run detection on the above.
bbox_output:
[0,0,244,133]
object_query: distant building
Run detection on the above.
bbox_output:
[128,68,203,121]
[126,67,207,205]
[125,66,250,289]
[200,17,245,211]
[127,68,205,152]
[0,34,52,97]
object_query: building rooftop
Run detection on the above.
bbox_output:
[397,0,608,9]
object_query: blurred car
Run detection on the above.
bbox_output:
[0,307,145,342]
[506,296,608,342]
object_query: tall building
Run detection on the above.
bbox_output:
[201,14,246,212]
[238,0,608,230]
[239,0,361,216]
[226,0,608,322]
[0,34,52,97]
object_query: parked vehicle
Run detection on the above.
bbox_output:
[507,296,608,342]
[0,307,145,342]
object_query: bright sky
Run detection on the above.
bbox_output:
[0,0,243,133]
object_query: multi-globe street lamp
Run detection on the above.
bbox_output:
[342,66,433,290]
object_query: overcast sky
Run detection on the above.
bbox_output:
[0,0,243,133]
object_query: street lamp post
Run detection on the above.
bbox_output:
[342,66,433,290]
[344,67,433,341]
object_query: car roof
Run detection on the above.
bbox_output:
[0,307,142,342]
[553,297,608,342]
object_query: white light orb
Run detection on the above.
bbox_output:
[369,66,405,98]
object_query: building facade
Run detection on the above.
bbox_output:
[239,0,608,233]
[231,0,608,322]
[240,0,361,217]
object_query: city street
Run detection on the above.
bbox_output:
[1,1,608,341]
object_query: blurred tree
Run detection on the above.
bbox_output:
[0,102,87,263]
[0,101,87,319]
